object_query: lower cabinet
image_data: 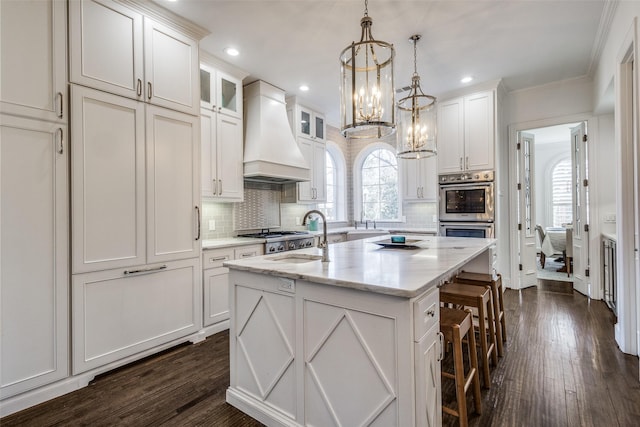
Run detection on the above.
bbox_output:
[203,244,263,328]
[72,258,201,374]
[327,233,347,244]
[415,323,442,427]
[1,115,68,399]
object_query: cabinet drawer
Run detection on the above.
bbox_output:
[203,248,234,269]
[234,244,264,260]
[414,288,439,342]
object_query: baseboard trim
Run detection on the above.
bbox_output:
[226,388,297,427]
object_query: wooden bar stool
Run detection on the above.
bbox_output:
[440,307,482,427]
[455,272,507,357]
[440,282,497,388]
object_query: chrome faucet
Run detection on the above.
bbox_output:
[302,210,329,262]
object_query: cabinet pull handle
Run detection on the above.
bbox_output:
[210,256,228,261]
[459,157,463,170]
[147,82,152,100]
[218,179,222,195]
[425,308,435,317]
[137,79,142,97]
[124,264,167,275]
[213,179,217,195]
[466,156,469,170]
[57,128,64,154]
[241,252,255,258]
[57,92,63,118]
[437,331,445,362]
[195,206,201,241]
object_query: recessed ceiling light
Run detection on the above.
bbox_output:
[224,47,239,57]
[299,85,309,92]
[461,76,473,84]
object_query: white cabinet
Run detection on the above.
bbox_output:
[69,0,199,115]
[297,138,326,202]
[415,323,442,427]
[72,258,201,374]
[327,233,348,244]
[71,86,200,272]
[201,108,244,201]
[0,0,67,123]
[200,64,243,119]
[71,86,146,273]
[288,102,325,142]
[202,244,263,328]
[437,90,494,173]
[1,115,68,398]
[402,157,437,202]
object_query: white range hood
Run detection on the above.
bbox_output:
[243,80,310,183]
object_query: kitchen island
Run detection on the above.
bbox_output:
[224,236,495,427]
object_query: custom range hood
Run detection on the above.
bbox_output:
[243,80,310,183]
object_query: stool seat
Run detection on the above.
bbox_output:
[455,272,507,357]
[440,282,497,388]
[440,307,482,426]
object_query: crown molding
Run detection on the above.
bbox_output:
[587,0,618,77]
[116,0,210,40]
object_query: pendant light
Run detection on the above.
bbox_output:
[396,35,437,159]
[339,0,396,139]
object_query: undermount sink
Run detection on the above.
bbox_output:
[269,254,323,263]
[346,230,390,241]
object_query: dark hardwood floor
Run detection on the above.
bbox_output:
[3,281,639,426]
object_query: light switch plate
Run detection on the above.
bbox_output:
[208,220,216,231]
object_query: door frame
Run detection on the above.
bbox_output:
[614,18,639,357]
[508,115,599,292]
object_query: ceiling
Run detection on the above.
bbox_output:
[155,0,608,127]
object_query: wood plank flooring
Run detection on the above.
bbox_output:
[2,281,639,426]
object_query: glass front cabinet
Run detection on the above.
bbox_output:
[200,64,242,119]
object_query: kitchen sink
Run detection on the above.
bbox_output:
[346,230,390,241]
[269,254,323,263]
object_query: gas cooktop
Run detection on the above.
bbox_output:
[238,231,311,239]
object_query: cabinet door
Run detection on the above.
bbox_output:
[216,114,244,200]
[437,98,464,173]
[144,17,199,115]
[200,64,215,110]
[216,70,243,119]
[298,106,313,139]
[312,141,327,201]
[464,91,494,171]
[146,105,200,263]
[415,324,442,427]
[1,115,68,398]
[71,86,146,273]
[314,112,325,141]
[69,0,144,101]
[72,258,201,374]
[203,267,230,327]
[297,137,314,201]
[402,158,421,201]
[1,0,67,122]
[420,157,438,201]
[201,108,216,197]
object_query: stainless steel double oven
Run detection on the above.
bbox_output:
[439,170,495,238]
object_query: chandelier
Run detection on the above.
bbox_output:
[396,35,437,159]
[339,0,395,139]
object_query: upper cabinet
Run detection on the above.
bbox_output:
[200,64,243,119]
[402,157,437,202]
[0,0,67,122]
[287,99,325,142]
[69,0,200,116]
[437,90,494,173]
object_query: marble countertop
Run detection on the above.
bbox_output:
[309,226,438,236]
[202,237,264,250]
[224,236,495,298]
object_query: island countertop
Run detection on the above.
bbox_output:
[224,235,495,298]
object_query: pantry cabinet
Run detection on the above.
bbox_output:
[0,0,67,123]
[1,115,68,398]
[297,137,326,202]
[437,91,494,173]
[402,156,437,202]
[72,258,201,374]
[69,0,200,115]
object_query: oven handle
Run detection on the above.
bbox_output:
[438,182,494,189]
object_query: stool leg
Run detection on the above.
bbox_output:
[452,324,468,427]
[491,283,504,357]
[476,298,491,388]
[487,295,498,366]
[497,277,507,343]
[465,310,482,415]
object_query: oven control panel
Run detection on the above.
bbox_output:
[439,170,494,184]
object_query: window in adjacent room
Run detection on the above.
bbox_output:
[551,158,572,226]
[318,142,346,221]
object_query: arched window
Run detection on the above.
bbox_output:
[318,142,346,221]
[551,158,572,226]
[354,143,400,221]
